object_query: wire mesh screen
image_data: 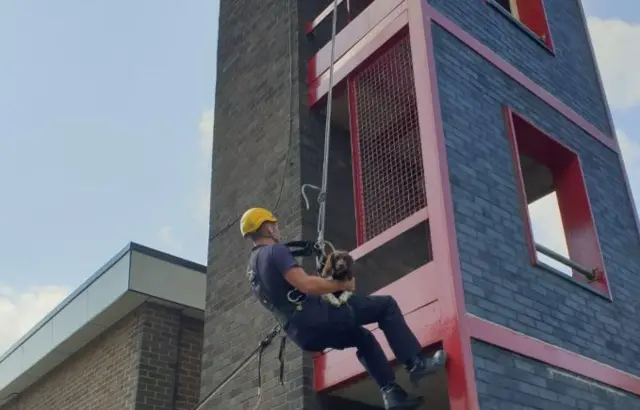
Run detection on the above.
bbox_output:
[350,34,426,244]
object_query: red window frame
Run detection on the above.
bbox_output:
[486,0,554,51]
[504,107,610,297]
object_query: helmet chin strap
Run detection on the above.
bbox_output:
[252,230,279,243]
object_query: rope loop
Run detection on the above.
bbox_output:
[301,184,321,210]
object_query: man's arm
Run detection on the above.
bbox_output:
[271,244,353,296]
[284,266,351,296]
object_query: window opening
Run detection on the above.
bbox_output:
[349,32,427,244]
[528,192,571,276]
[505,109,607,293]
[494,0,513,14]
[489,0,552,49]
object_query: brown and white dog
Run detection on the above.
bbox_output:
[320,250,355,307]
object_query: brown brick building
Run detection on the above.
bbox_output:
[0,243,206,410]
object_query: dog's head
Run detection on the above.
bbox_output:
[322,250,354,281]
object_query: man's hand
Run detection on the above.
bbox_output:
[340,278,355,292]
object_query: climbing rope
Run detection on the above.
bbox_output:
[195,1,341,408]
[302,184,336,270]
[301,0,341,271]
[193,325,283,410]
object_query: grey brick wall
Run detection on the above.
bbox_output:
[428,0,613,136]
[472,340,640,409]
[431,17,640,379]
[204,0,360,408]
[204,1,306,408]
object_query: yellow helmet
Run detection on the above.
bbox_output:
[240,207,278,237]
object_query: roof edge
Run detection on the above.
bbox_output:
[0,242,206,363]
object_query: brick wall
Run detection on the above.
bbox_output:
[204,0,332,408]
[428,0,613,136]
[134,305,203,410]
[1,311,139,410]
[431,9,640,408]
[472,340,640,409]
[203,0,377,405]
[0,302,203,410]
[175,316,203,410]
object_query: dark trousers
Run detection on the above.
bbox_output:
[288,294,422,388]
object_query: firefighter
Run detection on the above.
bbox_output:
[241,207,447,410]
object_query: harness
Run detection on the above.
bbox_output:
[246,241,325,328]
[245,240,325,390]
[247,245,295,328]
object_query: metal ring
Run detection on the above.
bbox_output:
[287,290,305,304]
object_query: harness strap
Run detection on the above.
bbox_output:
[246,242,325,390]
[278,336,287,385]
[247,244,311,329]
[284,240,329,272]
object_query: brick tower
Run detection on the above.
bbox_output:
[204,0,640,409]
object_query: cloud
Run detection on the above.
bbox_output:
[194,108,213,225]
[617,129,640,204]
[618,130,640,168]
[194,186,211,225]
[587,17,640,110]
[198,108,214,170]
[0,285,69,355]
[155,226,185,255]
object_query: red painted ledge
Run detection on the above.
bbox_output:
[313,262,441,391]
[350,206,428,261]
[314,301,443,391]
[308,5,408,106]
[466,314,640,396]
[309,0,406,84]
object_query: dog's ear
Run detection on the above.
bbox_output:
[321,252,335,275]
[347,252,354,265]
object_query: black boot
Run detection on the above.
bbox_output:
[406,349,447,387]
[381,383,423,409]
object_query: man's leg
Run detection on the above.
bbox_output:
[348,294,447,385]
[349,294,420,363]
[307,325,423,409]
[340,327,395,387]
[292,316,396,388]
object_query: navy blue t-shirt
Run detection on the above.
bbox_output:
[253,243,355,348]
[255,243,302,309]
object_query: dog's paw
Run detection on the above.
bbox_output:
[323,294,342,307]
[338,291,352,304]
